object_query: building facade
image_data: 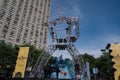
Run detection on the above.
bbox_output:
[0,0,51,49]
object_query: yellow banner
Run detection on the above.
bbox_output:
[110,44,120,80]
[12,47,29,78]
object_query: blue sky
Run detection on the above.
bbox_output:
[49,0,120,58]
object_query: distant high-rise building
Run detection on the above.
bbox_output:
[0,0,51,49]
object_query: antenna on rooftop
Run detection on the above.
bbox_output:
[57,4,64,18]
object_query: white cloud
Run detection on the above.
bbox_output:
[48,34,120,59]
[52,46,102,59]
[74,33,120,58]
[77,34,120,58]
[78,48,102,58]
[49,0,120,59]
[63,5,83,19]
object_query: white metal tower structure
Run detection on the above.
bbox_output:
[29,16,87,79]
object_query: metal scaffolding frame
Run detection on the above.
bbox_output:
[29,16,87,79]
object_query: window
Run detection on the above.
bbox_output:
[16,38,20,42]
[3,29,8,33]
[9,36,14,40]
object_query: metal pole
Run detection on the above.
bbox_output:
[86,62,91,80]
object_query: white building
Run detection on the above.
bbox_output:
[0,0,52,49]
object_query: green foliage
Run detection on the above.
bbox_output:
[81,53,109,75]
[20,43,43,67]
[93,55,107,72]
[0,43,18,68]
[0,42,113,79]
[82,53,95,63]
[0,43,43,71]
[81,53,96,73]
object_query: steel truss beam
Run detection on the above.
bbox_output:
[29,16,87,79]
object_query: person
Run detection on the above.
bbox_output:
[74,64,80,80]
[44,63,52,78]
[59,55,63,64]
[56,67,60,79]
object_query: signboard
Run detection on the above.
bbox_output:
[93,68,98,74]
[12,47,29,78]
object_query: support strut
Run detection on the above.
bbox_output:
[29,16,88,79]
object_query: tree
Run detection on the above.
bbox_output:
[0,43,17,68]
[20,43,43,67]
[93,55,107,73]
[80,53,96,72]
[0,42,44,77]
[0,43,18,77]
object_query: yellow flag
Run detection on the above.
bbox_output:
[12,47,29,78]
